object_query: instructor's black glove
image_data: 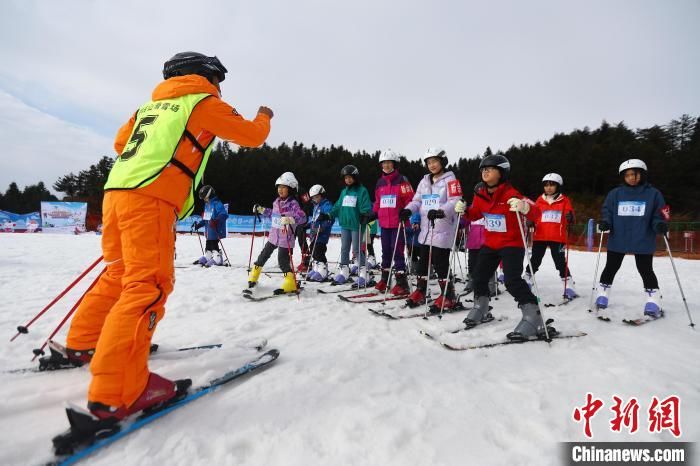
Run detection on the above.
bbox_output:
[655,222,668,234]
[565,211,574,224]
[317,212,331,222]
[598,221,611,232]
[399,209,412,221]
[360,212,376,225]
[427,209,445,221]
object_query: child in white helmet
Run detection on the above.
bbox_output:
[526,173,578,300]
[306,184,334,282]
[595,159,668,319]
[248,172,307,294]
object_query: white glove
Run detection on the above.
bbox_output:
[454,200,467,214]
[507,198,530,214]
[279,216,295,226]
[252,204,265,215]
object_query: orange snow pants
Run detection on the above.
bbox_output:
[66,190,177,407]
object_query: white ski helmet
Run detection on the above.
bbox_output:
[275,172,299,190]
[619,159,647,174]
[542,173,563,186]
[379,149,400,163]
[423,147,448,167]
[309,184,326,197]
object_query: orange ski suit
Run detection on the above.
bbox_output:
[66,75,271,407]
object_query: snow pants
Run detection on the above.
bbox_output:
[526,241,570,278]
[474,246,537,305]
[66,191,176,407]
[380,227,406,271]
[600,251,658,289]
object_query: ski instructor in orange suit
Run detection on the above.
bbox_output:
[58,52,273,420]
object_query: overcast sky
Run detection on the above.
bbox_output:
[1,0,698,193]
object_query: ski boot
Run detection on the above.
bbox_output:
[367,255,377,269]
[463,296,493,328]
[595,283,611,309]
[38,340,94,371]
[193,256,207,266]
[375,268,390,292]
[562,277,579,301]
[274,272,298,295]
[389,271,410,296]
[405,277,427,308]
[333,265,350,285]
[356,266,369,288]
[506,303,547,341]
[431,280,458,314]
[296,262,308,273]
[643,289,663,318]
[247,265,262,288]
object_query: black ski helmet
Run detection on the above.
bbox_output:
[198,184,215,201]
[479,154,511,182]
[340,165,359,177]
[163,52,228,83]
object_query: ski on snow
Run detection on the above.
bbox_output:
[369,302,467,320]
[241,288,303,302]
[421,329,587,351]
[47,349,280,466]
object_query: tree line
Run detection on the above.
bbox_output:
[1,115,698,224]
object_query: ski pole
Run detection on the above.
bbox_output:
[284,225,300,300]
[11,255,103,342]
[662,234,695,328]
[401,221,414,293]
[381,222,405,305]
[562,224,572,301]
[247,213,260,272]
[437,216,463,318]
[31,266,107,360]
[516,212,551,342]
[587,230,606,313]
[422,220,436,320]
[218,238,231,267]
[303,226,321,285]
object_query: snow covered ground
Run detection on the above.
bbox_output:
[0,233,698,466]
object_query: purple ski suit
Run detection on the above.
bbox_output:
[262,196,307,249]
[405,171,462,249]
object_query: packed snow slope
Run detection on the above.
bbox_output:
[0,233,697,466]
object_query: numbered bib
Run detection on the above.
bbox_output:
[202,211,212,221]
[342,196,357,208]
[380,195,397,209]
[484,213,507,233]
[618,201,646,217]
[541,210,562,223]
[271,214,281,229]
[421,194,440,209]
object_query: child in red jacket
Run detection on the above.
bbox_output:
[526,173,578,300]
[455,155,548,341]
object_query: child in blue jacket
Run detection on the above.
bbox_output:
[595,159,668,318]
[306,184,334,282]
[193,185,229,267]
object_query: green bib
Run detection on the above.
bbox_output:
[105,93,213,219]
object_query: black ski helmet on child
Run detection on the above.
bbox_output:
[163,52,228,83]
[198,184,215,201]
[340,165,359,178]
[479,154,511,182]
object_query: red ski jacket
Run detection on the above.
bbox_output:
[465,183,540,250]
[532,194,574,243]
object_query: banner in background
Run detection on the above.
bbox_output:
[0,210,41,232]
[40,202,87,234]
[176,214,368,235]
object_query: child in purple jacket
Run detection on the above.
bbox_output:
[248,172,307,294]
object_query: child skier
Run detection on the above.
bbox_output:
[248,172,307,293]
[306,184,334,282]
[525,173,577,300]
[402,147,462,310]
[319,165,373,286]
[406,211,422,273]
[370,149,414,296]
[192,185,228,267]
[455,154,546,341]
[595,159,668,318]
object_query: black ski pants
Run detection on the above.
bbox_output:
[415,244,451,279]
[474,246,537,305]
[600,251,658,289]
[255,241,292,273]
[526,241,570,278]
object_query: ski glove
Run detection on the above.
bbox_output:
[507,198,530,215]
[360,212,376,225]
[454,199,467,214]
[279,216,295,226]
[474,182,485,194]
[317,212,331,222]
[252,204,265,215]
[655,222,668,234]
[427,209,445,221]
[565,211,574,224]
[598,221,611,232]
[192,221,203,231]
[399,209,412,221]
